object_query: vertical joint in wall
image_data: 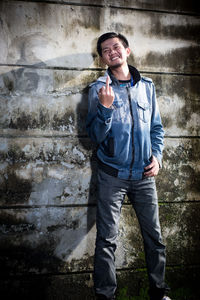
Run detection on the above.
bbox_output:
[100,4,111,33]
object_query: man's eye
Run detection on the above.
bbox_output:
[103,49,109,54]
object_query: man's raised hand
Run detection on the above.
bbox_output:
[98,76,115,108]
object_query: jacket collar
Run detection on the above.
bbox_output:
[97,65,141,86]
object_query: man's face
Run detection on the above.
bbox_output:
[100,37,131,68]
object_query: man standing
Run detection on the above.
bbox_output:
[86,32,170,300]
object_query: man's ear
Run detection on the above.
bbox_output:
[126,47,131,57]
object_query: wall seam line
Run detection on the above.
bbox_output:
[4,0,200,17]
[0,64,200,77]
[0,201,200,209]
[0,263,199,278]
[0,135,200,139]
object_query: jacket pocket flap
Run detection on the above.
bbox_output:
[137,102,150,110]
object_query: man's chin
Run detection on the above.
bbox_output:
[110,62,123,69]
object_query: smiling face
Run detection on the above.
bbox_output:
[100,37,131,69]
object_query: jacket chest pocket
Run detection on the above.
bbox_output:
[137,102,151,123]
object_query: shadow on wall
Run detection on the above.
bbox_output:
[0,48,102,298]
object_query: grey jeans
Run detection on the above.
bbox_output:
[94,169,168,299]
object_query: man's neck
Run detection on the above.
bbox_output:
[110,64,131,81]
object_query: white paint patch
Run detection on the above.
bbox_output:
[73,147,86,161]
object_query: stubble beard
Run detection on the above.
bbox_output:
[110,61,123,70]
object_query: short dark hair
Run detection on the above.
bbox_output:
[97,32,129,56]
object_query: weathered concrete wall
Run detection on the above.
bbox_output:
[0,1,199,299]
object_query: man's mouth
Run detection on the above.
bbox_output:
[111,56,120,61]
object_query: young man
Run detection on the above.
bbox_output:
[86,32,170,300]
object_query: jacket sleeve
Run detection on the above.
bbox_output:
[150,83,165,167]
[86,84,114,144]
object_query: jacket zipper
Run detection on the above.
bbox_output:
[127,87,135,179]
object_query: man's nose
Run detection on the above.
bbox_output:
[109,48,116,55]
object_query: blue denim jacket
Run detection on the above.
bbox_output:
[86,66,164,180]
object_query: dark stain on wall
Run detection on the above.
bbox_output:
[0,243,62,276]
[160,203,200,265]
[134,46,200,73]
[111,22,134,35]
[161,115,173,129]
[0,170,32,204]
[177,102,200,130]
[148,19,200,42]
[9,112,36,130]
[52,110,75,131]
[8,110,75,131]
[157,140,200,202]
[6,145,25,162]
